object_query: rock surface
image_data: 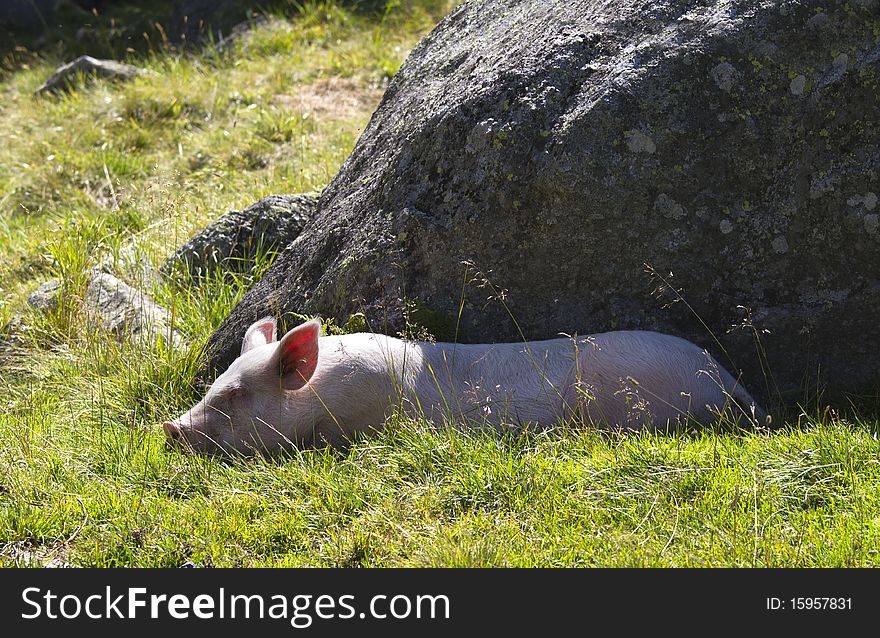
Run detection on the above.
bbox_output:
[24,268,179,348]
[35,55,153,96]
[0,314,28,354]
[205,0,880,407]
[84,273,180,347]
[27,278,63,314]
[162,193,318,281]
[99,244,159,289]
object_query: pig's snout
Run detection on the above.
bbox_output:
[163,420,183,442]
[163,417,215,453]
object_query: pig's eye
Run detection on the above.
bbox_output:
[218,385,247,400]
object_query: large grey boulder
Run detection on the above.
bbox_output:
[204,0,880,408]
[162,193,318,281]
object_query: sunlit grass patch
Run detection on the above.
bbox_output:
[1,0,878,568]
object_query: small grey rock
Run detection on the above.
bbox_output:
[83,273,182,347]
[96,244,159,289]
[35,56,155,97]
[162,193,318,282]
[27,278,63,314]
[0,314,27,352]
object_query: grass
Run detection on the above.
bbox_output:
[1,0,879,567]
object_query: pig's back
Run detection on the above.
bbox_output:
[569,330,744,429]
[366,331,751,431]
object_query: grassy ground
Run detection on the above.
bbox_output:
[1,0,879,567]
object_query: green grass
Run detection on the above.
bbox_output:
[1,0,879,567]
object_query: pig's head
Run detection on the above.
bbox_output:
[163,317,321,455]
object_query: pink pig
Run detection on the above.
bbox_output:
[163,317,768,454]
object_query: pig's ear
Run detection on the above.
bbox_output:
[275,318,321,390]
[241,317,277,354]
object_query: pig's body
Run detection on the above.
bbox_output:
[165,318,767,454]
